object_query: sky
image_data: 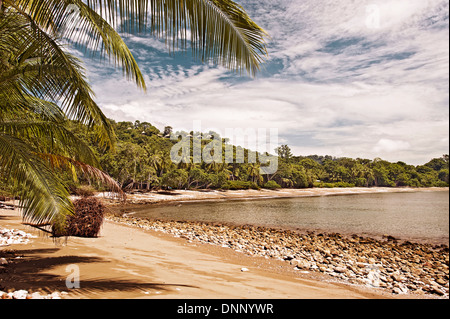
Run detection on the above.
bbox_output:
[76,0,449,165]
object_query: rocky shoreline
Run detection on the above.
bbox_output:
[107,213,449,298]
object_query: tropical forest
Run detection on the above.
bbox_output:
[2,119,445,196]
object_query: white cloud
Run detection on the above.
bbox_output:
[77,0,449,165]
[373,139,411,153]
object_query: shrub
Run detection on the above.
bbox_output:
[263,180,281,189]
[435,180,449,187]
[222,180,259,190]
[52,197,105,238]
[313,182,355,188]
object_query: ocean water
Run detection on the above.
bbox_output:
[131,190,449,244]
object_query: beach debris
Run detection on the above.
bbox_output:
[241,267,249,272]
[1,228,36,246]
[52,197,105,238]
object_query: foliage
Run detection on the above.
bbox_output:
[0,6,122,231]
[263,180,281,189]
[65,120,449,191]
[222,180,259,190]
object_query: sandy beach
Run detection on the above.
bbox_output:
[0,206,392,299]
[1,187,448,299]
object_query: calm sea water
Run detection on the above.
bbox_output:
[131,190,449,244]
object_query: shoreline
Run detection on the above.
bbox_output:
[99,186,449,206]
[106,186,449,246]
[103,186,449,298]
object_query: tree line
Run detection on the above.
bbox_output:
[3,119,446,196]
[55,120,450,192]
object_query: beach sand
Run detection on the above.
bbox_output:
[1,187,448,299]
[1,206,394,299]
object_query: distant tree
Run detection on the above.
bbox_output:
[438,169,449,184]
[425,156,449,171]
[163,126,173,137]
[276,145,293,162]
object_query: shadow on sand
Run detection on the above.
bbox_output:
[0,247,196,297]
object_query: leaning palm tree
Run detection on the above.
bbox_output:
[0,0,268,230]
[0,11,126,230]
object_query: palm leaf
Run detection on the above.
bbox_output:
[0,133,73,231]
[0,11,116,148]
[9,0,268,76]
[36,152,126,201]
[0,119,100,167]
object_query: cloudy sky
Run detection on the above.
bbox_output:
[78,0,449,165]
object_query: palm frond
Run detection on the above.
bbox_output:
[92,0,269,75]
[0,10,116,148]
[0,93,66,123]
[36,152,126,201]
[7,0,145,88]
[10,0,268,76]
[0,119,100,167]
[0,133,73,231]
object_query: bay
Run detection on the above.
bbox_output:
[131,190,449,244]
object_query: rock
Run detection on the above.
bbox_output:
[391,273,406,282]
[436,278,447,286]
[1,292,11,299]
[392,287,402,294]
[292,259,312,270]
[283,255,295,261]
[392,285,408,294]
[356,262,366,268]
[50,291,61,299]
[30,292,44,299]
[319,266,328,272]
[309,264,319,270]
[334,266,347,273]
[12,290,28,299]
[429,285,445,296]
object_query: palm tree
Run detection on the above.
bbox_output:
[0,10,123,230]
[0,0,268,229]
[247,163,262,185]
